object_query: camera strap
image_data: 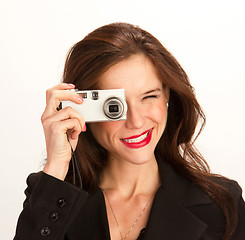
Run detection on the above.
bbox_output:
[66,133,83,189]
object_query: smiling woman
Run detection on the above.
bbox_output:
[14,22,245,240]
[89,55,169,168]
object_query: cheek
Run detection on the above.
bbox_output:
[89,121,122,146]
[146,104,167,124]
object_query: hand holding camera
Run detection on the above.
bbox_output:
[41,83,127,180]
[41,83,86,180]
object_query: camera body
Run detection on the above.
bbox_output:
[59,89,127,122]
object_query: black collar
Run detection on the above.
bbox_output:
[143,159,211,239]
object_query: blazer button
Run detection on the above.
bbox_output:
[57,198,66,207]
[50,212,59,222]
[40,226,51,236]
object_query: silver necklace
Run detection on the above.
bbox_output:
[102,188,156,240]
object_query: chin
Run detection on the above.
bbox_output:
[122,151,156,166]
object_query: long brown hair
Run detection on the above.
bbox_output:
[63,22,237,239]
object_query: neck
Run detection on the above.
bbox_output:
[100,155,160,198]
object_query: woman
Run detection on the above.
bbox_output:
[14,22,245,240]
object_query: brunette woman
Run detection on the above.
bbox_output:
[14,22,245,240]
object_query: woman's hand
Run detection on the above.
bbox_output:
[41,83,86,180]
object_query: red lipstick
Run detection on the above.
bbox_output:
[120,128,153,149]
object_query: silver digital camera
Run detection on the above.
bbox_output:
[59,89,127,122]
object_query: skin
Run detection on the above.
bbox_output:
[90,54,169,240]
[41,54,169,240]
[41,83,86,180]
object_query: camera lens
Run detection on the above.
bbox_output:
[103,97,124,119]
[109,105,119,113]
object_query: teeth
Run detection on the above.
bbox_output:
[123,131,149,143]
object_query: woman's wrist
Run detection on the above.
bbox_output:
[43,161,69,181]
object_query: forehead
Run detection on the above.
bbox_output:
[97,54,162,92]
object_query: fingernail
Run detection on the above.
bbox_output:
[67,83,75,88]
[77,96,83,103]
[83,124,86,132]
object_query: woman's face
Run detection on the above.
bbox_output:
[89,54,169,165]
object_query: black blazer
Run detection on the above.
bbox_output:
[14,160,245,240]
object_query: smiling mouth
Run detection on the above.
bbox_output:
[121,130,151,143]
[120,128,153,144]
[120,128,153,149]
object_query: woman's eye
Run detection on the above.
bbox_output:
[142,95,158,100]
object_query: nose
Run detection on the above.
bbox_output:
[125,104,145,129]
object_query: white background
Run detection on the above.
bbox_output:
[0,0,244,239]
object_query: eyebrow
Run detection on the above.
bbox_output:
[144,88,161,95]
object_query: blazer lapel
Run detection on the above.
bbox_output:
[66,188,110,240]
[143,187,208,240]
[142,159,212,240]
